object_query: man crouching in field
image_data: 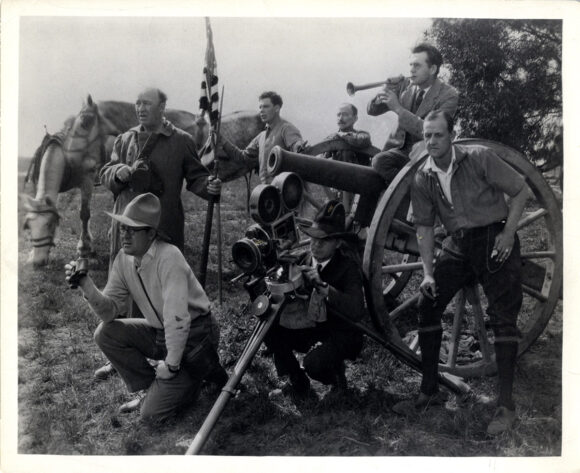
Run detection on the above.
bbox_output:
[265,201,366,404]
[65,193,227,421]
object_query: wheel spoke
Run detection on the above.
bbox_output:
[445,291,466,369]
[388,292,421,321]
[517,208,548,230]
[381,261,423,274]
[390,218,416,235]
[521,251,556,260]
[464,287,493,364]
[522,283,548,302]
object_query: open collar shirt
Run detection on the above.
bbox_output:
[422,146,457,204]
[411,144,525,233]
[223,116,304,184]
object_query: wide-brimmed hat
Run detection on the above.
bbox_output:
[106,193,161,229]
[299,200,349,239]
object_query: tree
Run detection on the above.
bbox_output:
[426,19,562,170]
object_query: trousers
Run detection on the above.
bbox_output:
[371,148,410,185]
[417,223,522,395]
[94,313,222,421]
[264,322,363,385]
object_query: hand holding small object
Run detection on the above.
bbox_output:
[65,258,88,289]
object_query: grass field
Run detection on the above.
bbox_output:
[17,159,562,456]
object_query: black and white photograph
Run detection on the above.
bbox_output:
[1,0,578,471]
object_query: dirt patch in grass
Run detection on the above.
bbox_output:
[16,169,562,456]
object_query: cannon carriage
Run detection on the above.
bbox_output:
[187,137,562,455]
[268,139,563,378]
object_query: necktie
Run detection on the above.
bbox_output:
[414,89,425,112]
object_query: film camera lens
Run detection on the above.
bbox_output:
[249,185,281,225]
[232,225,274,274]
[272,172,303,211]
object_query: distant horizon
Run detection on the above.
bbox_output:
[18,16,431,157]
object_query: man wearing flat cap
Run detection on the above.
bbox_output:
[65,193,227,421]
[264,200,366,403]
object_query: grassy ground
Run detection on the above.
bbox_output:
[17,160,562,456]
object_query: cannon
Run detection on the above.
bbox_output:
[187,139,562,454]
[268,140,563,378]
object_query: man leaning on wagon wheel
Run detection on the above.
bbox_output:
[395,110,528,436]
[368,43,458,186]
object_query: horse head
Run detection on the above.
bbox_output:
[63,94,104,177]
[21,194,61,267]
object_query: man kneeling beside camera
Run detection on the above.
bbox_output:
[264,200,366,402]
[65,193,227,421]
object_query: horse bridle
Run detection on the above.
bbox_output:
[64,112,102,154]
[26,208,61,248]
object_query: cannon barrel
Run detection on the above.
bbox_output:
[267,146,385,196]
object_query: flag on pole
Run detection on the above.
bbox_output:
[199,17,219,127]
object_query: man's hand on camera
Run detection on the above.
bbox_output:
[207,176,222,196]
[301,266,327,291]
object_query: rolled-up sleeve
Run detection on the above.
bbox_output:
[223,134,260,166]
[283,123,305,152]
[480,149,526,197]
[411,172,436,227]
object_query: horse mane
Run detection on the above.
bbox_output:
[25,128,68,188]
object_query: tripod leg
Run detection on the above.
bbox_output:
[186,299,285,455]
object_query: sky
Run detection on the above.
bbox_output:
[18,16,432,157]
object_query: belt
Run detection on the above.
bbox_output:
[450,220,505,240]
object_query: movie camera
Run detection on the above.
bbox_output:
[231,172,311,301]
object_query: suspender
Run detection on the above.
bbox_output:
[135,271,163,327]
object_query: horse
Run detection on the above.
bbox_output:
[22,94,115,266]
[22,96,264,267]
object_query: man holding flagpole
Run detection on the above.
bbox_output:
[197,17,224,295]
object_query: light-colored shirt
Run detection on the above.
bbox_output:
[223,117,304,184]
[411,144,525,232]
[422,147,457,204]
[83,239,210,366]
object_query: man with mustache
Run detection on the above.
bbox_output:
[218,91,306,184]
[322,103,372,230]
[368,43,459,185]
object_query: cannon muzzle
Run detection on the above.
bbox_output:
[267,147,385,196]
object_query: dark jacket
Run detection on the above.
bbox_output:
[368,77,458,152]
[100,119,211,263]
[314,244,366,329]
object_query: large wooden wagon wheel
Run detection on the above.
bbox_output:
[363,139,563,378]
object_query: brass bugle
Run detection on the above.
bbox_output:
[346,76,407,96]
[346,80,387,96]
